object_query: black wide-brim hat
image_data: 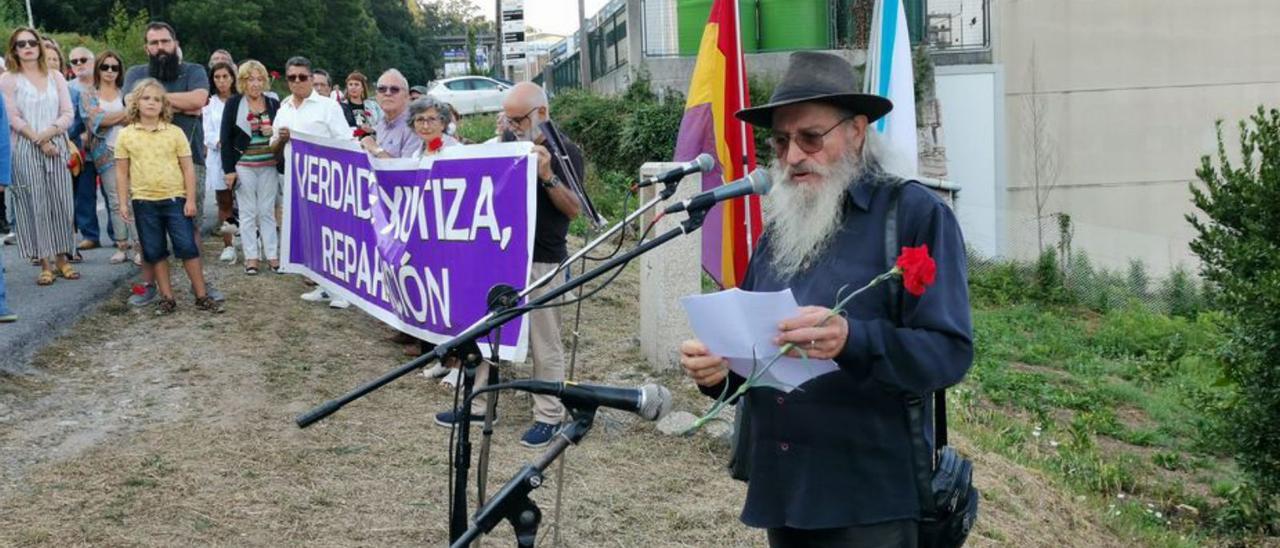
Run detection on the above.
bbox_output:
[735,51,893,129]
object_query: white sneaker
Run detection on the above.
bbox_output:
[2,232,15,245]
[219,246,237,264]
[329,298,350,309]
[300,288,330,302]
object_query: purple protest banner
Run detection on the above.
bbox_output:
[281,133,537,361]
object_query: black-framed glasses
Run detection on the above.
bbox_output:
[413,115,445,126]
[769,115,855,156]
[376,85,403,96]
[98,64,120,73]
[286,73,311,83]
[13,39,38,50]
[507,106,538,127]
[69,57,90,66]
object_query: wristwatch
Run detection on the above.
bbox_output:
[541,174,561,189]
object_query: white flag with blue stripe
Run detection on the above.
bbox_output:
[864,0,918,177]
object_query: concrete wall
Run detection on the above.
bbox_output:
[994,0,1280,274]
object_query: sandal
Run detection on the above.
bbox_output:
[68,251,84,264]
[244,265,260,275]
[57,263,81,280]
[36,270,55,286]
[155,298,177,315]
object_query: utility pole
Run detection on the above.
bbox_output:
[25,0,33,28]
[577,0,590,89]
[494,0,504,79]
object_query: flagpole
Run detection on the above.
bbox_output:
[730,0,755,255]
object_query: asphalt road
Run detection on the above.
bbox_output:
[0,193,217,373]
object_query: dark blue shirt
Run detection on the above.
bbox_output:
[700,173,974,529]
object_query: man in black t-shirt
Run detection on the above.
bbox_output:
[434,82,584,449]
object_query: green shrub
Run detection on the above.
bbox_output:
[967,253,1035,306]
[1035,248,1071,304]
[1091,306,1218,368]
[1188,107,1280,503]
[456,113,495,144]
[1126,259,1150,299]
[1161,266,1202,318]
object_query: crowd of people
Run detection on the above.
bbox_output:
[0,17,978,544]
[0,21,584,449]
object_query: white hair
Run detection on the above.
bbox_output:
[378,68,408,88]
[763,125,889,279]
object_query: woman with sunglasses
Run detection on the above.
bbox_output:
[0,28,79,285]
[81,50,138,265]
[202,61,238,264]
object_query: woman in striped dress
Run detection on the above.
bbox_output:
[218,60,280,275]
[1,28,78,285]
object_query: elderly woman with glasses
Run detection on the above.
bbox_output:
[407,97,459,159]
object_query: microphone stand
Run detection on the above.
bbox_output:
[471,176,682,519]
[449,404,597,548]
[296,190,712,546]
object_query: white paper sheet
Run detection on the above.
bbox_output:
[680,288,839,392]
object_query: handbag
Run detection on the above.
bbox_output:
[66,137,82,177]
[884,179,979,548]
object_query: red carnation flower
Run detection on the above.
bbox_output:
[270,70,280,79]
[895,244,937,297]
[131,284,147,296]
[353,128,368,139]
[428,137,443,152]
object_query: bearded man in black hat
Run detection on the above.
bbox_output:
[679,51,974,548]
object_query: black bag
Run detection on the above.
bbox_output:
[885,180,979,548]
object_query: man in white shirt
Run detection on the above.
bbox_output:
[270,56,355,309]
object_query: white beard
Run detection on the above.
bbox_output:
[763,151,863,279]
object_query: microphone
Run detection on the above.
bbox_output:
[637,153,716,189]
[663,169,772,214]
[497,380,673,421]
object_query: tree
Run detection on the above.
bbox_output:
[1188,107,1280,521]
[1023,43,1060,252]
[101,0,150,68]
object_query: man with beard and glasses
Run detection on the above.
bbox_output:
[120,21,222,305]
[678,52,973,548]
[433,82,584,449]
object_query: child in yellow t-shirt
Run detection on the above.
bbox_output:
[115,78,223,314]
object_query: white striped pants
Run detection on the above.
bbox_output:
[10,137,74,260]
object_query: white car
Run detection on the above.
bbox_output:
[426,76,511,116]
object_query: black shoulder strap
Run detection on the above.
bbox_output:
[885,179,945,516]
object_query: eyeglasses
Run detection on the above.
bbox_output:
[413,115,445,126]
[769,116,855,156]
[70,57,91,66]
[507,106,538,127]
[13,39,38,50]
[98,64,120,73]
[376,85,403,96]
[286,73,311,83]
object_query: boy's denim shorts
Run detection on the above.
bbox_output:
[133,197,200,264]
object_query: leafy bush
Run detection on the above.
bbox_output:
[1034,248,1072,304]
[1161,265,1202,318]
[1188,107,1280,507]
[967,254,1035,306]
[455,113,495,144]
[1091,306,1220,379]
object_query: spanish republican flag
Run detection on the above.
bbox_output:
[673,0,762,288]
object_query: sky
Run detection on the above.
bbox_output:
[448,0,611,37]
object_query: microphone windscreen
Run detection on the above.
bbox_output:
[639,384,673,421]
[695,153,716,174]
[749,169,773,196]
